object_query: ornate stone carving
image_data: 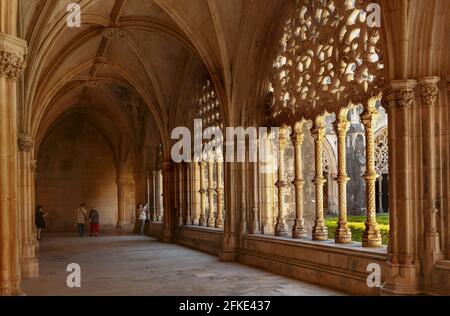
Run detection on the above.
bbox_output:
[420,78,440,106]
[17,134,34,152]
[374,129,388,175]
[396,89,415,108]
[269,0,385,123]
[0,50,26,79]
[101,27,128,39]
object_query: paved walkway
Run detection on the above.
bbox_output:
[21,233,345,296]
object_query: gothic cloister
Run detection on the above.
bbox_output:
[0,0,450,296]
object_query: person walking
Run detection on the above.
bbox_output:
[74,203,88,237]
[35,205,49,241]
[138,204,147,235]
[88,208,100,237]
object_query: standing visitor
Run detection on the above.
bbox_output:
[138,204,147,235]
[35,205,48,241]
[74,203,88,237]
[89,208,100,237]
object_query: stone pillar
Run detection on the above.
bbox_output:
[334,111,352,244]
[215,160,224,229]
[311,117,328,241]
[151,170,156,221]
[259,131,275,234]
[185,163,192,225]
[191,162,201,225]
[162,162,174,241]
[0,31,27,295]
[156,169,163,221]
[382,80,421,295]
[207,159,216,227]
[361,98,382,247]
[17,133,39,278]
[419,77,443,259]
[116,178,126,230]
[274,126,288,236]
[249,157,260,234]
[199,162,207,226]
[291,122,307,238]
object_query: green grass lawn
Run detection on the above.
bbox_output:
[325,213,389,245]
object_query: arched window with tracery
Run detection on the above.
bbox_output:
[262,0,386,247]
[181,79,225,230]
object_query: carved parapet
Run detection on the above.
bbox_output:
[0,34,27,79]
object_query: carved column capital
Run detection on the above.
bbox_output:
[419,77,440,106]
[384,79,418,109]
[17,133,34,152]
[0,34,27,80]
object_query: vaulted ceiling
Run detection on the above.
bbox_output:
[20,0,286,165]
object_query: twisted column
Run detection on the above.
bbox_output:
[199,161,207,226]
[207,158,216,227]
[361,100,381,247]
[334,111,352,243]
[215,160,224,228]
[291,122,307,238]
[275,126,288,236]
[311,117,328,241]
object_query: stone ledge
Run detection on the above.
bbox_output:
[243,234,387,258]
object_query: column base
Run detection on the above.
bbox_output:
[335,224,352,244]
[215,218,223,229]
[362,223,381,247]
[381,262,422,295]
[21,257,39,279]
[207,216,215,228]
[199,215,206,226]
[220,237,238,262]
[292,219,307,238]
[312,220,328,241]
[0,279,22,296]
[274,221,288,237]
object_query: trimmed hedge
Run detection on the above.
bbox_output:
[325,217,389,245]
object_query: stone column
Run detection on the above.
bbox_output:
[361,99,382,247]
[151,170,156,221]
[185,163,192,225]
[259,131,275,234]
[274,126,288,236]
[116,178,126,230]
[382,80,421,295]
[0,31,27,295]
[199,162,207,226]
[17,133,39,278]
[311,117,328,241]
[191,162,201,225]
[291,122,307,238]
[334,110,352,244]
[162,162,173,241]
[207,158,216,227]
[156,169,164,221]
[419,77,443,259]
[215,160,224,228]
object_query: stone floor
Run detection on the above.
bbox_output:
[21,233,345,296]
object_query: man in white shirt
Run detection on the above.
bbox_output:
[74,203,88,237]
